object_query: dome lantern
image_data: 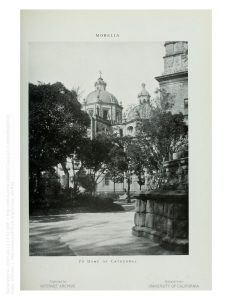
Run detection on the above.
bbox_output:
[85,72,119,105]
[138,82,151,104]
[94,71,107,91]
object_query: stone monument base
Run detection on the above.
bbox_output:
[132,226,188,253]
[132,191,189,254]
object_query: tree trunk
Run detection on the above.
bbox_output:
[113,180,116,193]
[73,173,77,192]
[92,172,97,197]
[71,159,77,192]
[35,169,44,199]
[61,161,69,189]
[127,179,131,203]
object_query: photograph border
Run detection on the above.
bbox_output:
[21,10,211,290]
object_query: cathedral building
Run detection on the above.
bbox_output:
[57,73,153,192]
[82,74,153,140]
[57,41,188,193]
[81,74,153,192]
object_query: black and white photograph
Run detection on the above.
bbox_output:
[28,41,189,256]
[18,9,212,291]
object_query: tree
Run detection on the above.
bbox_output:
[106,143,127,193]
[77,169,96,194]
[138,111,187,167]
[77,134,114,195]
[126,142,147,191]
[29,82,90,200]
[112,136,138,202]
[136,88,188,189]
[120,137,149,198]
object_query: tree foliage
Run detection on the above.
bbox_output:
[73,134,116,193]
[137,88,188,172]
[29,81,189,203]
[29,82,90,198]
[105,140,127,192]
[29,82,90,171]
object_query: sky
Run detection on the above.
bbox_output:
[29,42,164,108]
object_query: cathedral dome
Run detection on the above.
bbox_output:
[85,73,119,105]
[86,90,119,104]
[126,102,153,122]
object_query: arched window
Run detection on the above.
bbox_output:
[127,126,133,133]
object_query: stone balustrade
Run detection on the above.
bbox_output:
[132,191,188,253]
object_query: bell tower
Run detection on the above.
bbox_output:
[155,41,188,119]
[163,41,188,75]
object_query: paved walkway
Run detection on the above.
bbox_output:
[30,212,182,256]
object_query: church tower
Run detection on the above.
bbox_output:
[155,41,188,122]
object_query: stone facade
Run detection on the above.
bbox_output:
[132,191,189,253]
[131,155,189,251]
[155,41,188,122]
[163,41,188,75]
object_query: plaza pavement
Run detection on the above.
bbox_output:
[29,211,183,256]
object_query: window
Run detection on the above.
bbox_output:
[103,109,108,120]
[105,175,110,186]
[127,126,133,133]
[116,111,121,123]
